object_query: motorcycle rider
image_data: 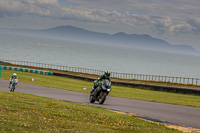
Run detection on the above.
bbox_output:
[90,70,111,94]
[9,73,18,88]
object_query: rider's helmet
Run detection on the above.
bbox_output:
[105,70,110,77]
[13,73,17,78]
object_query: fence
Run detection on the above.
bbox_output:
[1,59,200,86]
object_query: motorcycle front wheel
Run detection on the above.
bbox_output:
[89,94,95,103]
[10,88,14,92]
[9,86,13,92]
[99,92,107,104]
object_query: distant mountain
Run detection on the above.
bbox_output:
[0,25,198,55]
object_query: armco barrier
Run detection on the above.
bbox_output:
[2,66,52,75]
[111,81,200,95]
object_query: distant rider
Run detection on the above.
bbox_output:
[9,73,18,88]
[90,71,111,94]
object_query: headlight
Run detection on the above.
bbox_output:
[107,89,111,92]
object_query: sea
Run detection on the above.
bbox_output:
[1,32,200,78]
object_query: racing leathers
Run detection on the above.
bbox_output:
[9,75,18,88]
[90,73,111,94]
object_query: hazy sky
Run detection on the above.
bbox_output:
[0,0,200,50]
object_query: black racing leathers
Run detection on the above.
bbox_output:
[90,74,111,94]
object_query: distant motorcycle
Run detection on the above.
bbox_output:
[9,79,17,92]
[89,79,112,104]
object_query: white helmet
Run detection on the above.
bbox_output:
[13,73,17,76]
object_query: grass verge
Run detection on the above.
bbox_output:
[0,90,181,133]
[1,69,200,107]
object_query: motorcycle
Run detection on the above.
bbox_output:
[9,79,17,92]
[89,79,112,104]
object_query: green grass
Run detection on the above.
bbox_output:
[0,90,181,133]
[1,69,200,107]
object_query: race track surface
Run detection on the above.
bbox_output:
[1,79,200,129]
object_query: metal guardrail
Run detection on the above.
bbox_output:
[1,59,200,86]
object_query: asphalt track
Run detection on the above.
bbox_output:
[0,79,200,129]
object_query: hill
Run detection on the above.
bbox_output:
[0,25,198,55]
